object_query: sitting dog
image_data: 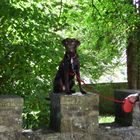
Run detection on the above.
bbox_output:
[53,38,86,95]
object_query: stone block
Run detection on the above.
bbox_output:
[132,101,140,128]
[50,93,99,133]
[0,95,23,132]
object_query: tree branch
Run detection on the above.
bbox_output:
[91,0,102,16]
[59,0,63,18]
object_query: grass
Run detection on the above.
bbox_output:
[98,116,115,124]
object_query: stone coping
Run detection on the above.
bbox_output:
[0,94,23,98]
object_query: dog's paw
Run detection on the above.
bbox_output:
[81,90,87,94]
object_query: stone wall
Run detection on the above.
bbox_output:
[133,101,140,128]
[50,93,99,133]
[0,93,140,140]
[0,95,23,133]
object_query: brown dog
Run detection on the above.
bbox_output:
[53,38,86,95]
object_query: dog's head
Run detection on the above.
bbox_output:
[62,38,80,54]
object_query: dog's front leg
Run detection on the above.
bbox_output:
[64,68,71,94]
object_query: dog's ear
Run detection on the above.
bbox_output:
[75,39,80,47]
[62,38,69,47]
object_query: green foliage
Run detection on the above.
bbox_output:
[0,0,139,129]
[0,0,63,129]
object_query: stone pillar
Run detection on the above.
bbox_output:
[0,95,23,132]
[114,90,140,126]
[132,101,140,128]
[50,93,99,133]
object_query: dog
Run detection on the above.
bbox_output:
[53,38,86,95]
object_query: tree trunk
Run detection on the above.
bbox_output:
[127,0,140,89]
[137,32,140,89]
[127,29,140,89]
[127,37,138,89]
